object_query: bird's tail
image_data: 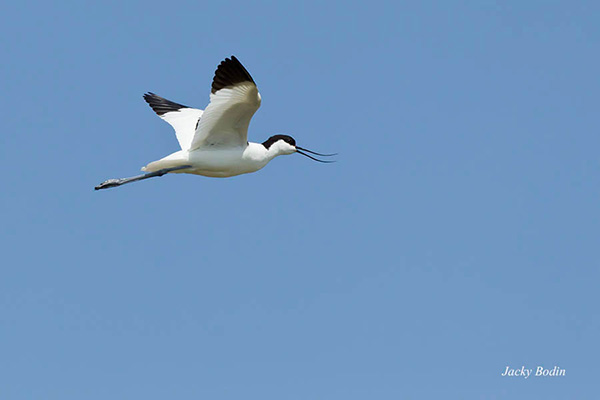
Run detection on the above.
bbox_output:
[141,151,189,173]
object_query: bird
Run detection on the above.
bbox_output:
[95,55,335,190]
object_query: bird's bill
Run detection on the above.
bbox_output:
[296,146,337,163]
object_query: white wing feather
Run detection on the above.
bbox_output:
[158,108,203,151]
[143,92,203,151]
[144,57,259,151]
[190,82,260,149]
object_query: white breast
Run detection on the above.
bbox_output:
[143,142,271,178]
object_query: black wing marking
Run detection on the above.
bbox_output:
[211,56,256,94]
[143,92,190,116]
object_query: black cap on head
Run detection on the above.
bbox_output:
[262,134,296,149]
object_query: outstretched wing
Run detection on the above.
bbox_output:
[189,56,261,150]
[143,92,203,151]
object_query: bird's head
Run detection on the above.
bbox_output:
[262,134,336,162]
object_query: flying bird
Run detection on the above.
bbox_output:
[95,56,335,190]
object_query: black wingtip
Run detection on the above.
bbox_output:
[211,56,255,94]
[143,92,190,116]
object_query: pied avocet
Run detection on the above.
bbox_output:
[95,56,335,190]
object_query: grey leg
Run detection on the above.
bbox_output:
[95,165,192,190]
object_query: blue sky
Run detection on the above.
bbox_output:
[1,1,598,398]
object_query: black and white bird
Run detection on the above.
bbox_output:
[95,56,335,190]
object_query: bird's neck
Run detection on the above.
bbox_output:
[246,141,282,162]
[244,142,274,162]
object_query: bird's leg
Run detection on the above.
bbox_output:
[94,165,192,190]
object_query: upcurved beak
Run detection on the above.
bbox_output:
[296,146,337,163]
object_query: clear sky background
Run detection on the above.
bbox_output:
[1,1,598,399]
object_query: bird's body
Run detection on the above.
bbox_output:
[95,56,334,190]
[142,143,274,178]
